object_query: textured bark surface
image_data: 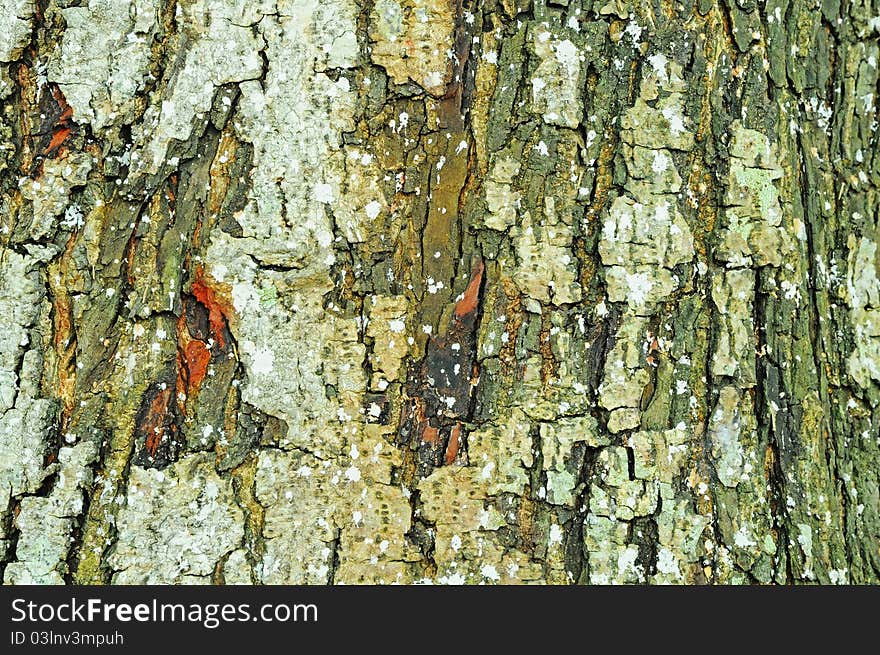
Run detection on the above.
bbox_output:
[0,0,878,585]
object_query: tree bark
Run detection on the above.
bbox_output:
[0,0,877,585]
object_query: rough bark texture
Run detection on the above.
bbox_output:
[0,0,878,585]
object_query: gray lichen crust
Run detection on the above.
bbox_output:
[0,0,877,585]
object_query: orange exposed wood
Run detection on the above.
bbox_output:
[143,388,172,457]
[191,267,231,348]
[444,423,461,465]
[52,85,72,121]
[454,260,484,319]
[45,126,71,154]
[421,425,441,445]
[44,86,74,154]
[183,340,211,392]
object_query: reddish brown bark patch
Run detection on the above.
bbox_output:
[397,259,485,477]
[183,340,211,391]
[191,267,233,349]
[444,422,462,465]
[421,424,441,445]
[143,387,172,457]
[134,383,183,468]
[45,126,71,154]
[174,272,236,410]
[43,85,75,156]
[134,268,239,469]
[454,261,484,319]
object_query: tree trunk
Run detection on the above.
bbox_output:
[0,0,877,585]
